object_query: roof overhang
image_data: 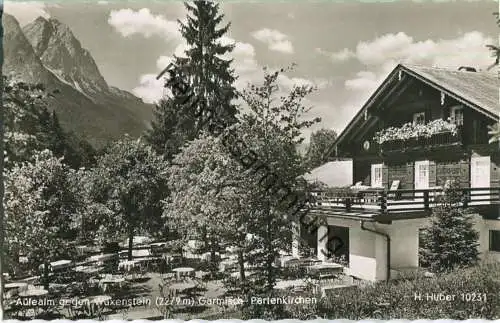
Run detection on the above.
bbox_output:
[331,64,500,155]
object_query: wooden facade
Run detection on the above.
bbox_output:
[315,64,500,217]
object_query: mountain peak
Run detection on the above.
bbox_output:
[22,16,109,95]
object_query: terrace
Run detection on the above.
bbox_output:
[311,187,500,217]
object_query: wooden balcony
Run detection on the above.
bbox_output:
[379,130,462,153]
[311,187,500,217]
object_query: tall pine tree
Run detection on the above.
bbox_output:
[146,0,238,157]
[177,0,238,129]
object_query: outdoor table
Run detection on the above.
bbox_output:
[132,248,151,259]
[99,276,125,292]
[308,262,344,279]
[150,242,167,247]
[82,295,112,318]
[309,262,344,272]
[18,289,49,297]
[274,279,307,290]
[5,282,28,290]
[4,282,28,298]
[219,259,238,272]
[76,245,91,256]
[74,265,103,276]
[172,267,195,280]
[119,260,140,272]
[229,270,256,279]
[168,281,196,292]
[281,256,299,267]
[51,259,72,271]
[88,253,115,265]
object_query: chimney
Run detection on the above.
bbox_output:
[458,66,476,72]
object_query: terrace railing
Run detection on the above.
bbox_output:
[312,187,500,214]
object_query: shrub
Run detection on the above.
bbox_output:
[419,180,479,273]
[316,264,500,319]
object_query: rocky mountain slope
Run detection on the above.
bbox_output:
[3,14,154,148]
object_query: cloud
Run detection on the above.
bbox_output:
[132,72,165,104]
[316,47,354,62]
[331,48,354,61]
[97,0,109,5]
[108,8,181,40]
[251,28,294,54]
[4,1,50,26]
[342,31,494,96]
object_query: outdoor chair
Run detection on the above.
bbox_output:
[387,180,401,200]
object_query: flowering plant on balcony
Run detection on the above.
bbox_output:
[373,119,458,144]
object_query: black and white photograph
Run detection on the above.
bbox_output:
[0,0,499,320]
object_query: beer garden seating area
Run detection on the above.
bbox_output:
[1,236,354,320]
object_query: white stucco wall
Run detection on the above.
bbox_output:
[318,214,500,282]
[483,219,500,263]
[349,226,378,281]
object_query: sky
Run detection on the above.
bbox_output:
[4,0,499,141]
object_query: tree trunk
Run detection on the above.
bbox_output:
[43,261,50,290]
[127,230,134,261]
[265,208,274,292]
[237,247,245,282]
[210,236,217,278]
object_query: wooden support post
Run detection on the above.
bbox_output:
[379,190,387,213]
[423,191,430,210]
[462,189,469,208]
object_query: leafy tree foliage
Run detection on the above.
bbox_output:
[2,77,96,169]
[235,66,321,318]
[164,134,253,278]
[4,150,80,286]
[85,136,169,260]
[419,181,480,273]
[304,128,337,170]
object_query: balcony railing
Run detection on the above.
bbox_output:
[380,130,462,152]
[312,187,500,214]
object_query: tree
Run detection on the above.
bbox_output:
[4,150,79,288]
[2,77,96,169]
[304,128,337,170]
[235,66,321,318]
[88,136,169,260]
[146,98,189,159]
[419,181,479,273]
[147,0,239,156]
[164,134,253,279]
[176,1,238,129]
[486,12,500,71]
[485,13,500,144]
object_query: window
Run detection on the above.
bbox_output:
[371,164,383,188]
[413,112,426,125]
[450,106,464,126]
[490,230,500,252]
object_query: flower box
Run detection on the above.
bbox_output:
[374,119,459,148]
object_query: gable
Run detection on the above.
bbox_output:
[334,64,499,152]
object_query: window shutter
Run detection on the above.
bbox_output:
[429,161,437,187]
[406,162,414,187]
[382,164,389,189]
[459,160,470,188]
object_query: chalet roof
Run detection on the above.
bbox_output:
[333,63,499,151]
[402,64,499,118]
